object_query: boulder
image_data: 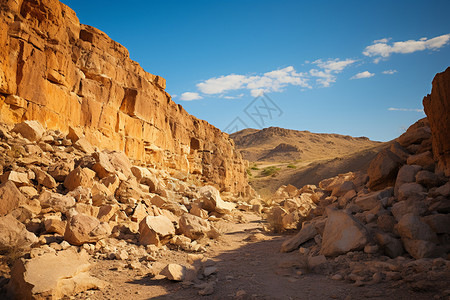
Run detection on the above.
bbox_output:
[44,215,67,235]
[375,232,404,258]
[64,213,111,245]
[397,182,425,202]
[354,188,392,211]
[74,138,95,154]
[11,120,45,141]
[0,180,26,215]
[421,214,450,234]
[423,67,450,176]
[198,185,235,214]
[64,167,96,191]
[331,181,355,197]
[38,191,76,213]
[91,151,116,178]
[178,213,211,240]
[0,171,30,187]
[139,215,175,246]
[407,151,435,170]
[8,248,108,299]
[367,150,402,191]
[160,264,186,281]
[31,167,57,189]
[397,118,431,148]
[320,210,369,257]
[280,222,317,252]
[394,165,422,195]
[0,215,38,251]
[391,199,427,221]
[415,170,444,188]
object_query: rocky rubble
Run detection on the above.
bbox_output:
[273,114,450,290]
[0,120,255,298]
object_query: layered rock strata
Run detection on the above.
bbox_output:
[0,0,250,196]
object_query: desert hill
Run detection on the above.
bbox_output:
[231,127,381,163]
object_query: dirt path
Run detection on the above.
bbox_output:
[82,212,439,300]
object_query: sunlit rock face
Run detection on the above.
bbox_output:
[423,67,450,177]
[0,0,251,196]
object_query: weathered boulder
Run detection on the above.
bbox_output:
[394,165,422,195]
[397,182,425,202]
[11,120,45,142]
[415,170,444,188]
[397,118,431,148]
[423,67,450,176]
[375,232,404,258]
[38,191,76,213]
[0,214,38,251]
[281,221,317,253]
[178,213,211,240]
[0,171,30,187]
[8,248,108,299]
[320,210,369,256]
[198,185,235,214]
[64,213,111,245]
[421,214,450,234]
[139,215,175,246]
[367,150,402,191]
[354,188,392,211]
[64,167,96,191]
[407,151,435,171]
[0,180,26,215]
[31,167,57,189]
[160,264,186,281]
[331,181,355,197]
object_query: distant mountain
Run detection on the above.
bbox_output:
[230,127,381,163]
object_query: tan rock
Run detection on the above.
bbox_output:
[407,151,435,170]
[64,167,96,191]
[320,209,369,256]
[190,204,208,219]
[11,120,45,141]
[32,167,57,189]
[139,215,175,246]
[0,171,30,187]
[44,216,66,235]
[367,150,402,191]
[199,185,235,214]
[281,221,317,253]
[0,214,38,251]
[92,151,116,178]
[38,191,76,213]
[160,264,186,281]
[64,213,111,245]
[74,137,95,154]
[0,180,26,215]
[8,248,108,299]
[178,213,211,240]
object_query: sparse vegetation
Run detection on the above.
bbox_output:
[250,164,259,170]
[246,169,252,177]
[261,166,281,177]
[287,164,297,169]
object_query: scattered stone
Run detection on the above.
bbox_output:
[139,215,175,246]
[0,180,26,215]
[11,120,45,142]
[199,185,235,214]
[0,214,38,251]
[160,264,186,281]
[281,222,317,252]
[64,167,96,191]
[178,213,211,240]
[64,214,111,245]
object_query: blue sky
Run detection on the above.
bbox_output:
[61,0,450,141]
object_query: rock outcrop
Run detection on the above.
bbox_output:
[0,0,250,196]
[423,67,450,176]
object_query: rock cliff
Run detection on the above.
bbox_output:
[423,67,450,176]
[0,0,250,196]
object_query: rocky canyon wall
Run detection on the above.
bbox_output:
[0,0,251,196]
[423,67,450,176]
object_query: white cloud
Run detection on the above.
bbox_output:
[309,58,356,87]
[221,93,244,99]
[195,66,310,97]
[388,107,424,112]
[351,71,375,80]
[382,69,397,75]
[180,92,203,101]
[363,33,450,61]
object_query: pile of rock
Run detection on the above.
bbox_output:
[0,120,244,298]
[276,118,450,287]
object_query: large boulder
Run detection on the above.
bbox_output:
[320,210,369,257]
[423,67,450,176]
[367,149,402,191]
[0,215,38,251]
[8,248,108,299]
[64,167,96,191]
[178,213,211,240]
[0,180,26,215]
[64,213,111,245]
[11,120,45,141]
[394,165,422,195]
[198,185,235,214]
[139,215,175,246]
[38,191,76,213]
[281,221,317,253]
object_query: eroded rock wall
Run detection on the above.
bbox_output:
[0,0,250,195]
[423,67,450,176]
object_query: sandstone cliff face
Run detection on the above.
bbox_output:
[423,67,450,176]
[0,0,250,195]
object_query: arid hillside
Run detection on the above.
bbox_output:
[231,127,381,163]
[231,127,384,196]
